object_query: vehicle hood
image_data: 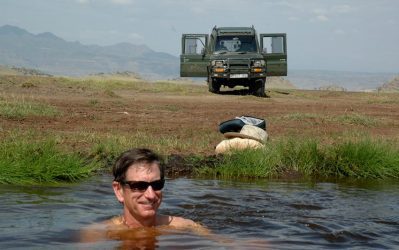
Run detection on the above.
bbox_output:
[210,52,263,60]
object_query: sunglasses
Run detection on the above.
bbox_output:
[120,179,165,192]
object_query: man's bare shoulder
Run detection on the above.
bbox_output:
[156,215,193,227]
[80,216,123,242]
[157,215,210,234]
[170,216,197,227]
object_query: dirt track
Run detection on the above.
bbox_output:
[1,76,399,155]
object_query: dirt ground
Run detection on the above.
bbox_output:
[1,76,399,156]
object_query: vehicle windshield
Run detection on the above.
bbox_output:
[215,35,257,53]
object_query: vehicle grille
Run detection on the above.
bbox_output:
[227,58,250,73]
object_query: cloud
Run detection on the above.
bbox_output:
[312,8,326,15]
[333,29,345,35]
[305,3,355,23]
[75,0,134,5]
[127,32,144,41]
[288,16,299,21]
[332,5,353,14]
[190,6,206,14]
[275,1,302,10]
[316,15,329,22]
[110,0,134,5]
[308,7,329,22]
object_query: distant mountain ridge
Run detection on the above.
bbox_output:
[0,25,179,78]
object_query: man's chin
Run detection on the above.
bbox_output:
[139,206,157,216]
[139,211,156,219]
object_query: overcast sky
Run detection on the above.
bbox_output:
[1,0,398,73]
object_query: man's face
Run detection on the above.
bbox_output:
[115,162,163,222]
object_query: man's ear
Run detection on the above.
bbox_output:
[112,181,124,203]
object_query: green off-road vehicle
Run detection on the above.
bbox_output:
[180,26,287,97]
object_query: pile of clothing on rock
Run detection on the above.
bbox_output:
[215,116,268,154]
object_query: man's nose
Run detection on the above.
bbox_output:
[144,186,156,199]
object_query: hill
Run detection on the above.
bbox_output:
[377,76,399,92]
[0,65,51,76]
[0,25,178,78]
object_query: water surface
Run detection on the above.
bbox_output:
[0,175,398,249]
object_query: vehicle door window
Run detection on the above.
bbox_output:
[262,36,284,54]
[184,37,206,55]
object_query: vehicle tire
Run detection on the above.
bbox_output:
[253,78,266,97]
[208,77,220,93]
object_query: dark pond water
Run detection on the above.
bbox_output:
[0,175,398,249]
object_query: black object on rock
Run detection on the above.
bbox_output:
[219,116,266,134]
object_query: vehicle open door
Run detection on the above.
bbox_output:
[260,33,287,76]
[180,34,209,77]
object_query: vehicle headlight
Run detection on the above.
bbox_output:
[211,60,225,67]
[253,60,265,67]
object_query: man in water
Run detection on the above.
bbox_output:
[110,148,199,228]
[81,148,268,248]
[80,148,207,245]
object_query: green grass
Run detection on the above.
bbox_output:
[83,130,216,163]
[57,77,206,94]
[0,128,218,184]
[57,76,145,91]
[0,135,100,184]
[365,93,399,104]
[197,138,399,179]
[197,147,281,179]
[276,112,379,127]
[145,104,181,112]
[89,99,99,107]
[1,74,207,95]
[151,81,206,94]
[329,140,399,178]
[2,130,398,184]
[1,131,398,184]
[278,113,324,121]
[0,95,60,119]
[333,113,378,127]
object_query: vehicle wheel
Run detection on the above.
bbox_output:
[208,77,220,93]
[253,79,266,97]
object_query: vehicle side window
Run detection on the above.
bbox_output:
[184,37,206,55]
[262,36,285,54]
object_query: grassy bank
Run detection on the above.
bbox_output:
[1,130,398,184]
[1,74,399,184]
[196,138,399,179]
[0,133,100,184]
[0,129,216,184]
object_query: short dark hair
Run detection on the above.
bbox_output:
[112,148,164,182]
